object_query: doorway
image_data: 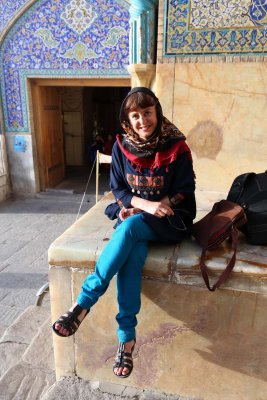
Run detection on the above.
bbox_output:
[31,79,131,193]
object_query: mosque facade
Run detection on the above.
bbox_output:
[0,0,267,200]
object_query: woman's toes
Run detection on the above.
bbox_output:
[54,323,61,332]
[54,323,69,337]
[122,367,129,376]
[61,328,68,336]
[114,366,129,376]
[114,367,123,376]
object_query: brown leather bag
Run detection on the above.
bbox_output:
[192,200,247,291]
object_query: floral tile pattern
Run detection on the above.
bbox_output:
[0,0,28,33]
[0,0,130,132]
[165,0,267,55]
[60,0,98,34]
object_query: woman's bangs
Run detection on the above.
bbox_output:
[124,92,157,114]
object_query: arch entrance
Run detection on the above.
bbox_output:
[31,78,131,192]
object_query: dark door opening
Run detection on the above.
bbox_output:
[58,85,130,193]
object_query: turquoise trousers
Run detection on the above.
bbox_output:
[76,213,159,342]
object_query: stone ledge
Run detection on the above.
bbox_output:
[48,192,267,293]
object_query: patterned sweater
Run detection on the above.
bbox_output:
[108,140,196,243]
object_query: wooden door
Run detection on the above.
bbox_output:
[37,87,64,188]
[63,111,83,166]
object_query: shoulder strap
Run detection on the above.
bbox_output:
[199,226,238,291]
[227,172,255,203]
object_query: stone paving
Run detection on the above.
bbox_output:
[0,188,91,400]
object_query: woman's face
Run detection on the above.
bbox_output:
[128,105,158,141]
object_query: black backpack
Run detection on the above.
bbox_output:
[227,171,267,245]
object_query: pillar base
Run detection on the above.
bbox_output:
[127,63,156,88]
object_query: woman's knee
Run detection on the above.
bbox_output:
[116,214,151,240]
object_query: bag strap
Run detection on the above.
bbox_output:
[227,172,255,203]
[199,226,238,291]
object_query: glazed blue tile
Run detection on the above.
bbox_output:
[0,0,130,132]
[165,0,267,56]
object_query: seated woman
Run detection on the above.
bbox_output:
[52,87,196,378]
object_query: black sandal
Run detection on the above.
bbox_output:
[113,339,136,378]
[52,304,89,337]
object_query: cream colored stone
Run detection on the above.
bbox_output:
[174,233,267,293]
[48,194,115,268]
[23,317,55,371]
[156,62,267,192]
[127,64,156,89]
[156,63,175,121]
[49,190,267,399]
[66,277,267,400]
[0,342,28,378]
[49,266,75,380]
[0,133,10,202]
[48,191,177,281]
[49,190,267,301]
[0,305,50,345]
[143,242,174,279]
[0,363,55,399]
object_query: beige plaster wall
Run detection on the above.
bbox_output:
[156,62,267,192]
[0,135,11,201]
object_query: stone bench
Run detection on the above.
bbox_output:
[48,191,267,398]
[48,192,267,295]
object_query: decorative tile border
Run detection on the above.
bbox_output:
[0,0,130,132]
[1,69,130,133]
[165,0,267,56]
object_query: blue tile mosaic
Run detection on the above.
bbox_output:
[165,0,267,56]
[0,0,130,132]
[0,0,28,34]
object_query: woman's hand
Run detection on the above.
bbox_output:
[142,201,174,218]
[131,196,174,218]
[119,207,142,221]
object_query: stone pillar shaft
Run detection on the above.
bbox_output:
[128,0,158,88]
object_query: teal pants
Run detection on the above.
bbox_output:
[76,213,159,342]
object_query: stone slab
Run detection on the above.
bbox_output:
[48,191,267,293]
[52,272,267,400]
[48,194,115,269]
[22,317,55,371]
[42,376,197,400]
[0,362,55,400]
[0,305,50,345]
[174,235,267,293]
[48,193,175,280]
[0,342,27,379]
[48,190,267,399]
[49,266,75,380]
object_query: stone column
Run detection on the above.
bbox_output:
[128,0,158,88]
[127,63,156,88]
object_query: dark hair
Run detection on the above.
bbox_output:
[119,87,163,128]
[123,92,158,116]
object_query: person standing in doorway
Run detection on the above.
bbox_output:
[104,134,115,155]
[89,133,105,164]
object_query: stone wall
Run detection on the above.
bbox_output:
[0,135,11,201]
[0,100,11,201]
[156,0,267,192]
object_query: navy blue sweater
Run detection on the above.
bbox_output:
[108,141,196,243]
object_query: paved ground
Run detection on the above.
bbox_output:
[0,171,195,400]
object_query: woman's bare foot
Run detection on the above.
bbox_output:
[113,339,135,377]
[53,303,89,337]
